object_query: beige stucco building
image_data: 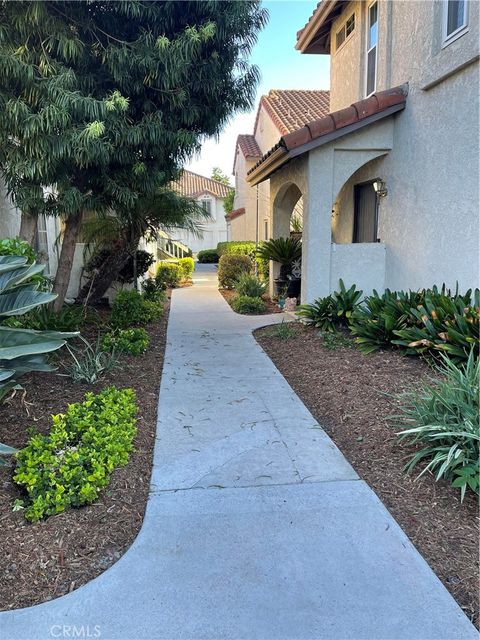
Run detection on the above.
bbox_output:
[248,0,479,301]
[228,90,330,242]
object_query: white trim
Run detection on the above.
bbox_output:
[442,0,469,47]
[334,11,356,54]
[365,1,378,97]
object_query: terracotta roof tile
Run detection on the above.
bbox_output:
[255,89,330,136]
[225,207,245,221]
[172,169,233,199]
[247,84,409,183]
[236,134,262,159]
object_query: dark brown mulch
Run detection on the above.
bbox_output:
[0,297,170,611]
[220,288,283,314]
[254,323,479,626]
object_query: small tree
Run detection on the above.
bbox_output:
[211,167,232,186]
[0,1,267,310]
[224,189,235,216]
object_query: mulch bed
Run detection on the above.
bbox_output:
[0,296,170,611]
[254,323,479,626]
[220,288,282,314]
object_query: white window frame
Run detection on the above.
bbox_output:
[200,196,213,218]
[365,1,378,97]
[335,12,356,53]
[442,0,469,47]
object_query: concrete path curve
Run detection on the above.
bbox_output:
[1,264,476,640]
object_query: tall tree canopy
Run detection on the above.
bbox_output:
[0,0,267,308]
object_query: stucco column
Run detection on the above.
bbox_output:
[301,150,334,303]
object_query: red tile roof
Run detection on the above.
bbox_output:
[247,85,408,185]
[225,207,245,221]
[172,169,233,199]
[296,1,346,54]
[236,134,262,159]
[254,89,330,136]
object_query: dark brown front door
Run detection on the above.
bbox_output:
[353,182,378,243]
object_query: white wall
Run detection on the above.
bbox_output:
[172,194,227,253]
[0,179,20,238]
[330,242,386,296]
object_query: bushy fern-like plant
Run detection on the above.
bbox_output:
[394,351,479,501]
[13,387,137,521]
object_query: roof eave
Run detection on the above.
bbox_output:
[247,102,406,186]
[246,146,289,186]
[296,0,343,54]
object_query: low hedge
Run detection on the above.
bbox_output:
[217,241,269,281]
[197,249,219,264]
[110,290,163,328]
[218,254,252,289]
[178,257,194,280]
[156,262,181,288]
[13,387,137,521]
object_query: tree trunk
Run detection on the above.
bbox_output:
[19,212,38,245]
[52,210,83,312]
[76,237,134,304]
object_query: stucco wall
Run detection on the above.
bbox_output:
[172,194,227,253]
[232,151,270,242]
[330,242,385,295]
[0,179,20,238]
[330,1,363,111]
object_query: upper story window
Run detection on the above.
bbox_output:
[366,1,378,96]
[201,198,212,216]
[335,13,355,50]
[443,0,468,45]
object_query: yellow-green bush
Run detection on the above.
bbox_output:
[231,295,265,314]
[156,262,181,288]
[13,387,137,521]
[110,290,163,328]
[178,257,194,280]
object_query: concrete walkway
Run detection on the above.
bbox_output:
[1,264,476,640]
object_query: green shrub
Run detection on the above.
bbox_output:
[217,241,268,280]
[156,262,181,288]
[218,254,252,289]
[297,281,362,332]
[197,249,219,264]
[62,336,121,383]
[85,249,154,285]
[142,278,167,302]
[102,328,149,356]
[217,241,256,258]
[0,237,36,263]
[350,289,425,354]
[392,288,479,363]
[13,387,137,521]
[178,257,194,280]
[110,290,162,328]
[231,295,265,315]
[23,304,86,332]
[234,273,267,298]
[394,351,479,501]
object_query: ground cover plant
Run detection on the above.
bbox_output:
[13,387,137,522]
[102,328,149,356]
[394,351,479,501]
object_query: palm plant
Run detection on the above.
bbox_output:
[77,188,210,303]
[256,237,302,279]
[0,256,77,463]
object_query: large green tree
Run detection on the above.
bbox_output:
[0,1,267,310]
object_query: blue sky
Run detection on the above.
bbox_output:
[185,0,330,180]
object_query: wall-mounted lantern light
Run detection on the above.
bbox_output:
[373,178,388,198]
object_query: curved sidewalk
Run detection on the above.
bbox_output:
[0,264,476,640]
